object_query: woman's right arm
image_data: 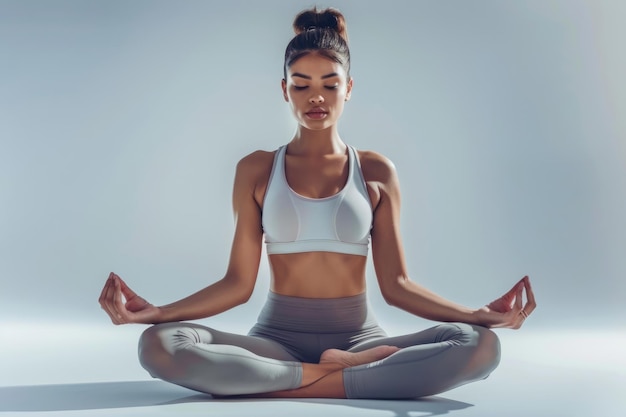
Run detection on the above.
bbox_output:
[99,152,267,325]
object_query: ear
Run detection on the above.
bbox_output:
[345,77,354,101]
[281,78,289,102]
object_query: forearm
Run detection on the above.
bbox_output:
[155,277,250,324]
[383,277,483,325]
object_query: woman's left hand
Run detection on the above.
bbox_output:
[476,275,536,329]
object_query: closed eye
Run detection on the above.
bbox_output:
[293,86,339,91]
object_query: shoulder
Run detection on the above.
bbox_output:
[356,148,399,185]
[355,148,401,211]
[234,149,277,183]
[233,149,278,207]
[236,149,276,172]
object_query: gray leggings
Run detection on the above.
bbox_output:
[138,292,500,399]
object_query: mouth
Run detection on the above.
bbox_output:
[305,108,329,120]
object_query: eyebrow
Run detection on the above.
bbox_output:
[291,72,339,80]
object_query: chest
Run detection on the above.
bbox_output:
[284,154,349,199]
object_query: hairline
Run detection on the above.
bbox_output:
[283,50,350,79]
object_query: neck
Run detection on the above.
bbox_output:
[289,125,345,156]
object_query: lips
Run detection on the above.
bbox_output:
[305,107,329,119]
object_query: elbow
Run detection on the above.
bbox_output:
[235,280,254,305]
[237,286,254,305]
[381,292,397,307]
[379,286,396,306]
[229,282,254,306]
[379,275,410,307]
[222,274,256,306]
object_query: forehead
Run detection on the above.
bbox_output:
[287,52,346,79]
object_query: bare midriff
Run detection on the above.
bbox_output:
[269,251,367,298]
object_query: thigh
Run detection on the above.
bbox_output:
[347,323,474,352]
[342,323,500,399]
[141,321,299,362]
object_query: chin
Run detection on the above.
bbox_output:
[300,118,336,131]
[305,124,334,132]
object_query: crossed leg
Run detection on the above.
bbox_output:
[138,322,397,397]
[252,323,501,399]
[138,322,499,399]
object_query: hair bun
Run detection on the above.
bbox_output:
[293,7,348,42]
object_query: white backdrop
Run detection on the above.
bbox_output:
[1,0,624,332]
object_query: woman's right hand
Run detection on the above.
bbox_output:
[99,272,161,325]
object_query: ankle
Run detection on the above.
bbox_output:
[300,362,342,387]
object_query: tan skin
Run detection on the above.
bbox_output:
[99,52,537,398]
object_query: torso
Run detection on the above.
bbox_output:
[252,145,382,298]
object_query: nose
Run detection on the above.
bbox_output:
[309,94,324,104]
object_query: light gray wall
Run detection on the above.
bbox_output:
[1,0,624,330]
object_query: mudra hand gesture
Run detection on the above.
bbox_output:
[478,276,536,329]
[99,272,159,325]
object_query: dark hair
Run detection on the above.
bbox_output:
[284,7,350,79]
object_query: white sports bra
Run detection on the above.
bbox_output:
[262,145,373,256]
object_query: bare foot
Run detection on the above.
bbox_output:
[319,345,400,369]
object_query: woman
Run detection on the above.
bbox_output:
[99,7,536,399]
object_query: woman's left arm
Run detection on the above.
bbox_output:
[364,151,536,329]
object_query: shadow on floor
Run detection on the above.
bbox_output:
[0,380,473,416]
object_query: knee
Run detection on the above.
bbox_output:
[138,323,196,380]
[438,323,501,375]
[468,325,501,377]
[138,325,167,378]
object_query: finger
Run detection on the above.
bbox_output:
[523,278,537,315]
[98,272,114,306]
[119,277,138,299]
[101,276,119,319]
[107,300,121,325]
[514,282,524,313]
[501,277,526,307]
[516,281,532,328]
[102,278,121,325]
[107,276,125,319]
[503,279,522,299]
[506,280,526,310]
[113,277,127,323]
[111,273,135,302]
[101,275,116,310]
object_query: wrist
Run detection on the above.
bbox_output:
[151,306,171,324]
[468,307,490,327]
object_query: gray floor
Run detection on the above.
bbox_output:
[1,322,624,417]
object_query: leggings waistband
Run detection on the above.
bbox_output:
[255,291,379,333]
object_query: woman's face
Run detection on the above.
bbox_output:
[282,52,353,131]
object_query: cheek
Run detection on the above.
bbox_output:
[337,88,350,102]
[290,98,307,115]
[336,92,348,105]
[294,97,307,110]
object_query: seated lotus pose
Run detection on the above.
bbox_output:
[99,7,536,399]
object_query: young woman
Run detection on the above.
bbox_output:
[99,7,536,399]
